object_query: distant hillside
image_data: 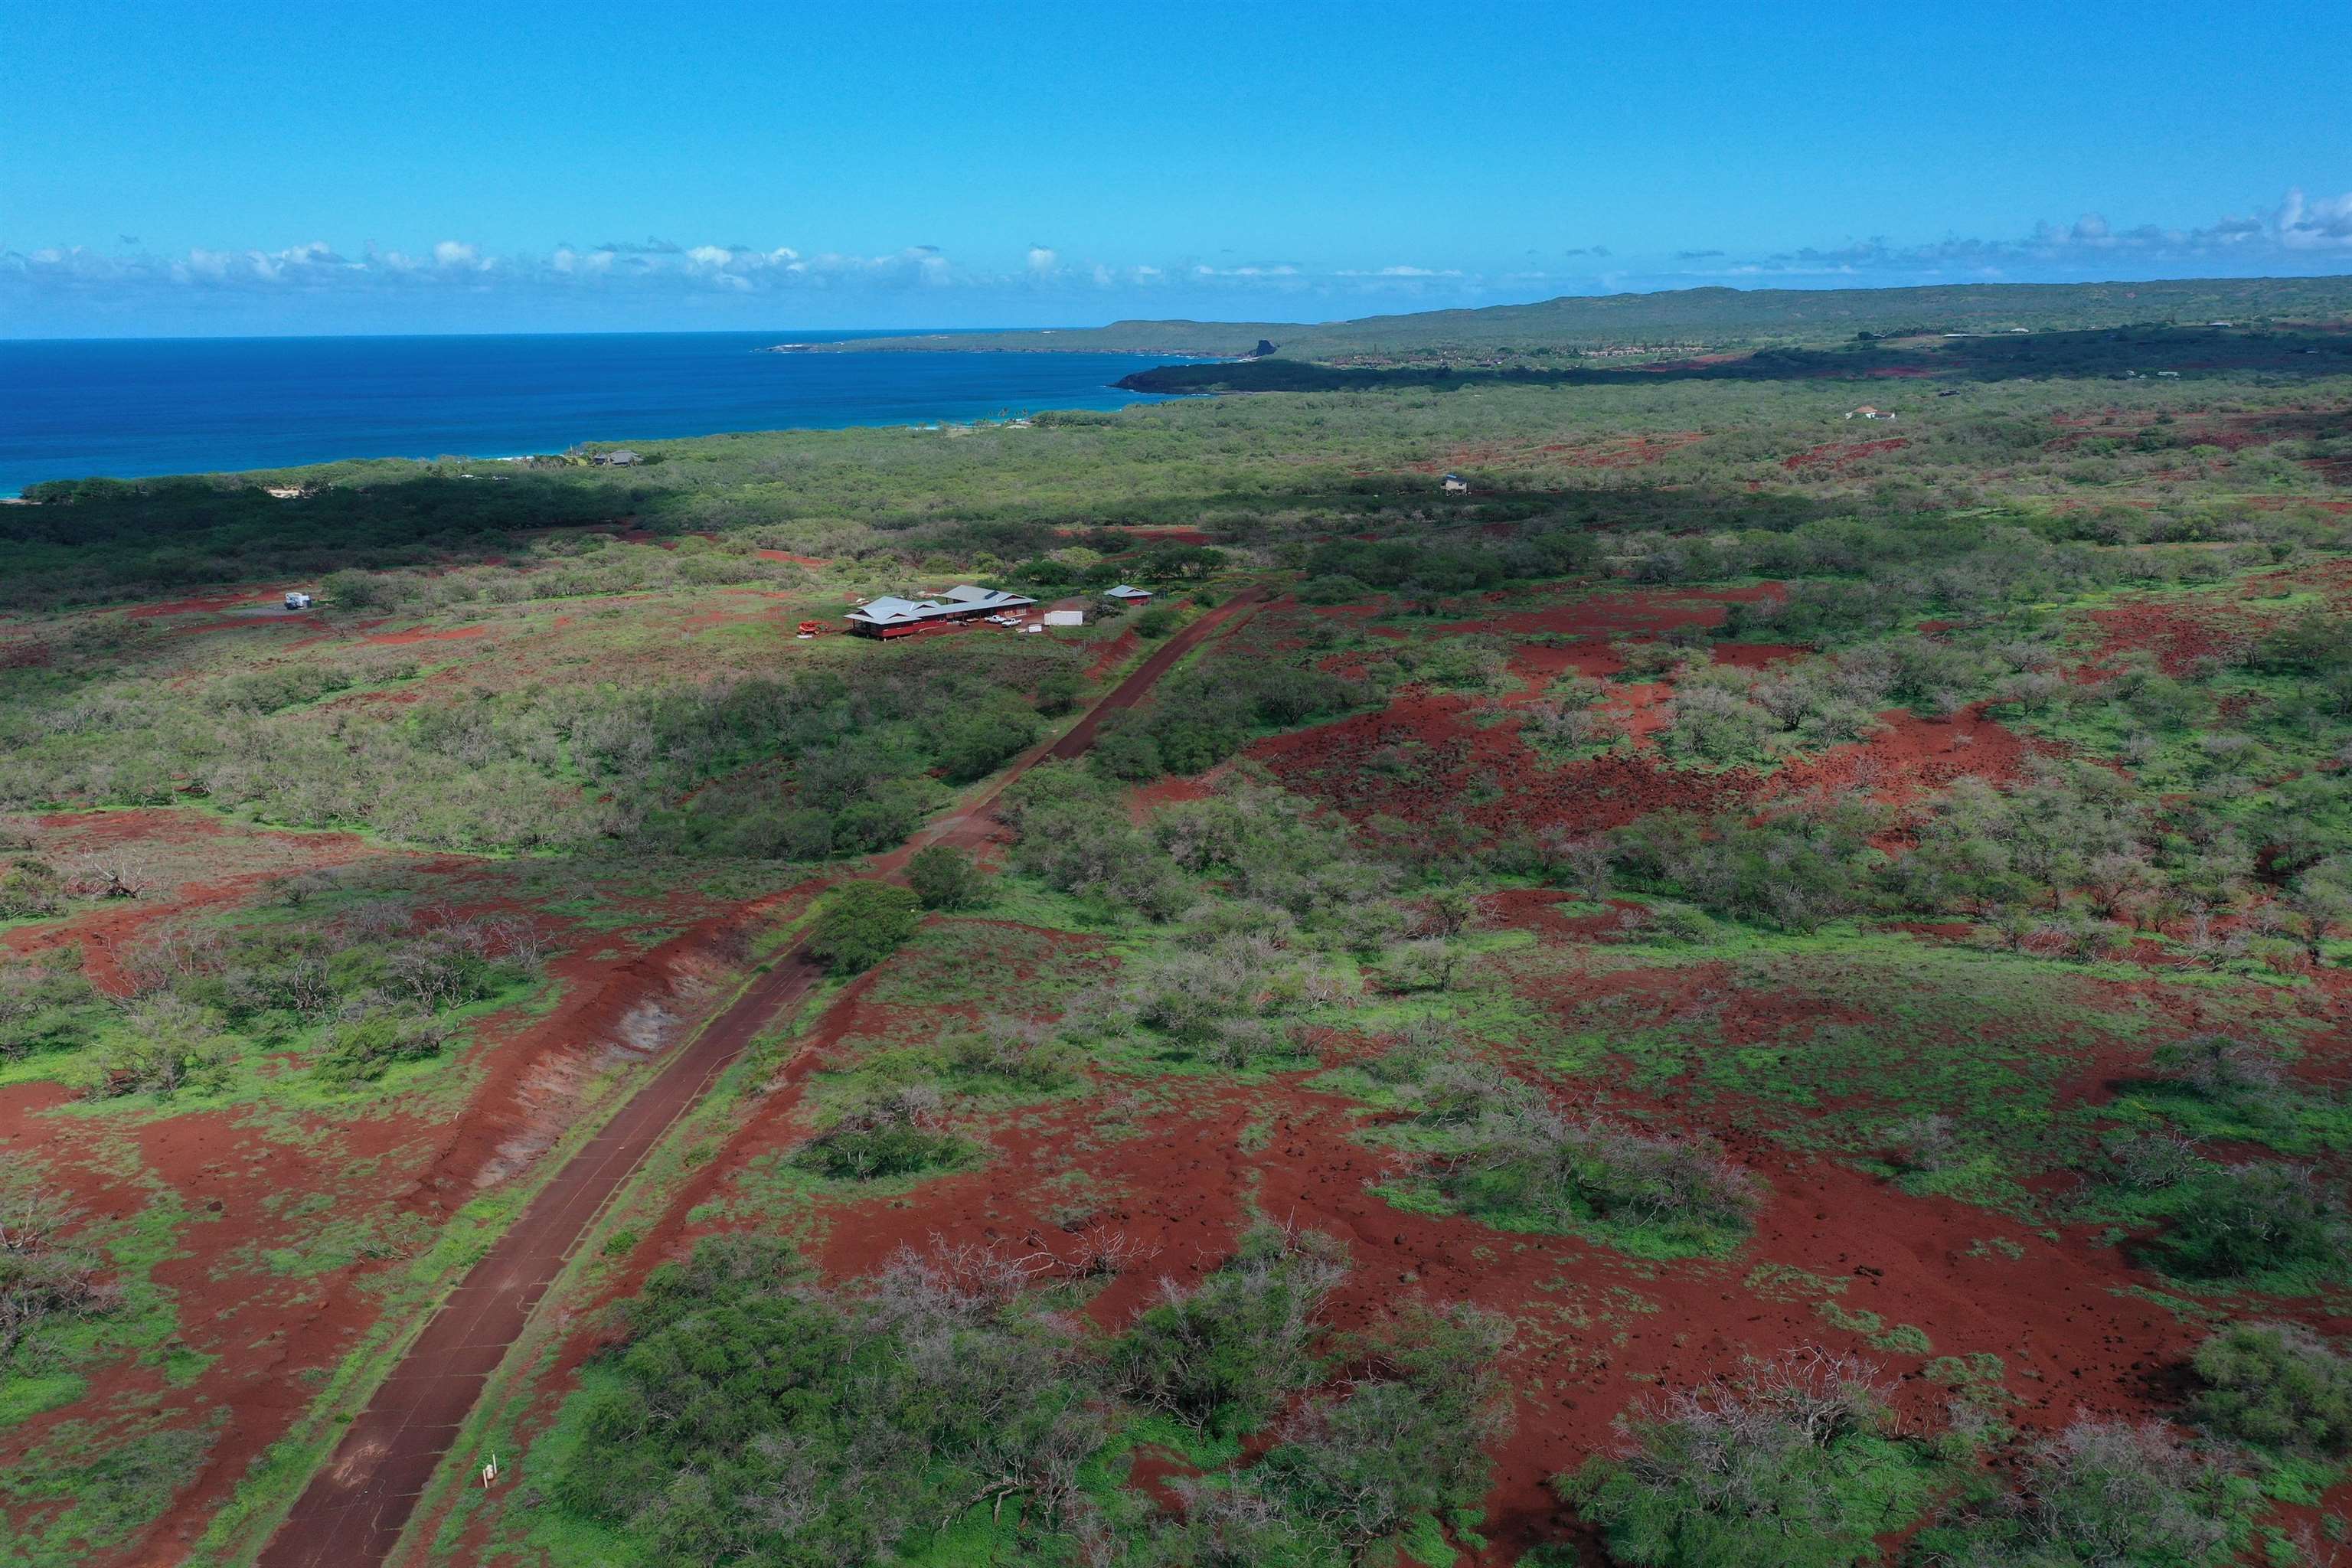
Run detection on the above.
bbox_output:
[782,320,1295,357]
[811,276,2352,363]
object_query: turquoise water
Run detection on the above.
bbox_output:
[0,330,1191,494]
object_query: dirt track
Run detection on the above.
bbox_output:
[253,586,1266,1568]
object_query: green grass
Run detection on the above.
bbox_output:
[0,1416,224,1568]
[1490,931,2262,1218]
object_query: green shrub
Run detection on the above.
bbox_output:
[549,1234,1103,1563]
[791,1086,966,1181]
[1434,1104,1762,1253]
[1906,1416,2249,1566]
[1135,606,1180,638]
[2188,1321,2352,1456]
[0,949,100,1059]
[942,1020,1083,1092]
[806,880,923,974]
[906,843,983,910]
[1296,573,1371,605]
[1565,1348,1937,1568]
[935,702,1041,783]
[1110,1224,1348,1435]
[312,1007,451,1086]
[1255,1302,1514,1556]
[0,858,65,919]
[1034,667,1083,715]
[1088,722,1167,782]
[2157,1161,2351,1285]
[0,1178,123,1370]
[87,995,230,1099]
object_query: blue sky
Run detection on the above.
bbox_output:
[4,0,2348,336]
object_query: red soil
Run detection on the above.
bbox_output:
[1634,352,1746,373]
[361,624,487,647]
[1782,436,1910,471]
[1439,582,1785,640]
[1052,525,1215,546]
[2,813,384,991]
[1085,629,1141,680]
[462,906,2238,1568]
[1778,704,2040,811]
[1535,432,1710,469]
[1251,689,1756,837]
[753,548,831,567]
[1710,640,1811,669]
[126,587,294,617]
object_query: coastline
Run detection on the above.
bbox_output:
[0,332,1193,495]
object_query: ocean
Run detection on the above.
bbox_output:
[0,330,1194,495]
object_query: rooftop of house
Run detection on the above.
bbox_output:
[845,586,1037,624]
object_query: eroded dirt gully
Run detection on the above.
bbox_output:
[250,588,1267,1568]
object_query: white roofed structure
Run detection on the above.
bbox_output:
[844,585,1036,638]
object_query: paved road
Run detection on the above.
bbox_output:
[253,586,1266,1568]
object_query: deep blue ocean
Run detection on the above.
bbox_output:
[0,330,1194,495]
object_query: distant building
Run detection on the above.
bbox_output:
[844,585,1036,639]
[1103,585,1153,604]
[284,592,314,611]
[597,450,641,466]
[1440,472,1470,493]
[1043,609,1086,627]
[1845,407,1896,420]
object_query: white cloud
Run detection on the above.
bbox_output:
[9,188,2348,333]
[2276,188,2352,250]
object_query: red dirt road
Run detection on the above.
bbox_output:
[253,585,1267,1568]
[253,954,827,1567]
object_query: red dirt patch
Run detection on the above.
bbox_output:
[360,625,487,647]
[1251,690,1756,837]
[1052,524,1214,546]
[126,587,296,617]
[1710,640,1810,669]
[1085,629,1140,681]
[1779,704,2040,810]
[1438,583,1785,640]
[1782,437,1909,471]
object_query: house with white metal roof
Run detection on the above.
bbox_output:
[843,585,1036,639]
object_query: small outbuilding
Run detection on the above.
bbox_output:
[1440,472,1470,493]
[1043,609,1085,627]
[284,591,314,611]
[1103,585,1152,605]
[596,449,641,467]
